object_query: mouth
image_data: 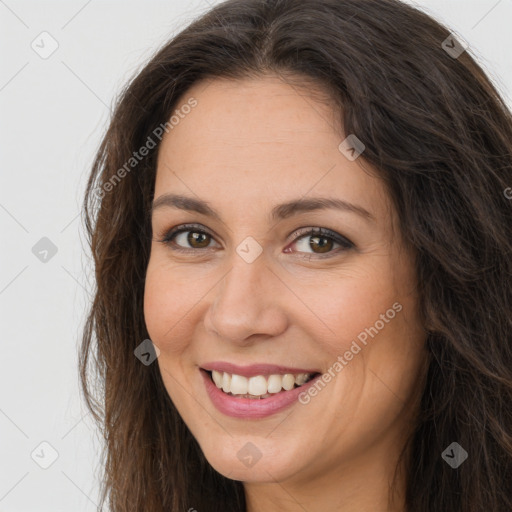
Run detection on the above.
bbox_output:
[199,367,322,419]
[204,369,320,399]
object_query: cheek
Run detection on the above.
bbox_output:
[307,264,404,354]
[312,255,424,403]
[143,261,195,406]
[330,263,425,405]
[143,257,196,354]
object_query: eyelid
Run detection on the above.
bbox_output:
[287,226,354,249]
[157,223,218,246]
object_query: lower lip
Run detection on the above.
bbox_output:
[200,369,321,419]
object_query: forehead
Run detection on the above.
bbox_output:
[160,75,343,154]
[154,75,390,224]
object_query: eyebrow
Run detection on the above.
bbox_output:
[151,193,375,222]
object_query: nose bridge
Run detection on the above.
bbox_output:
[205,249,287,343]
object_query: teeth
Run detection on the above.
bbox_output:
[267,374,283,394]
[295,373,309,386]
[230,374,248,395]
[212,370,223,388]
[221,372,231,393]
[210,370,314,397]
[282,374,295,390]
[248,375,268,395]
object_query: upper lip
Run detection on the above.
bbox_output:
[201,362,321,378]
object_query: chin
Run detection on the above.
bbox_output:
[196,431,304,483]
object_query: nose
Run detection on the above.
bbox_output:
[203,253,288,345]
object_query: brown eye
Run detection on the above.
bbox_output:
[160,224,217,251]
[185,231,211,248]
[286,227,354,258]
[308,235,334,253]
[160,224,354,258]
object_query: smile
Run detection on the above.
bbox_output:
[200,365,322,419]
[209,370,316,398]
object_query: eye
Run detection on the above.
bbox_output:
[157,224,355,258]
[158,223,218,252]
[285,227,354,258]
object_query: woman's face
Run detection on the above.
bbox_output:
[144,75,427,487]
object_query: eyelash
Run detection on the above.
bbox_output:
[157,223,355,259]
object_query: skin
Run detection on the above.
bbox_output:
[144,75,429,512]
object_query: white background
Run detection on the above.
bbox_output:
[1,1,511,510]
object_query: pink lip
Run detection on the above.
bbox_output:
[200,369,322,419]
[201,361,320,378]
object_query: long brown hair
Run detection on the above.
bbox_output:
[80,0,512,510]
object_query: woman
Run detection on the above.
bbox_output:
[80,0,512,510]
